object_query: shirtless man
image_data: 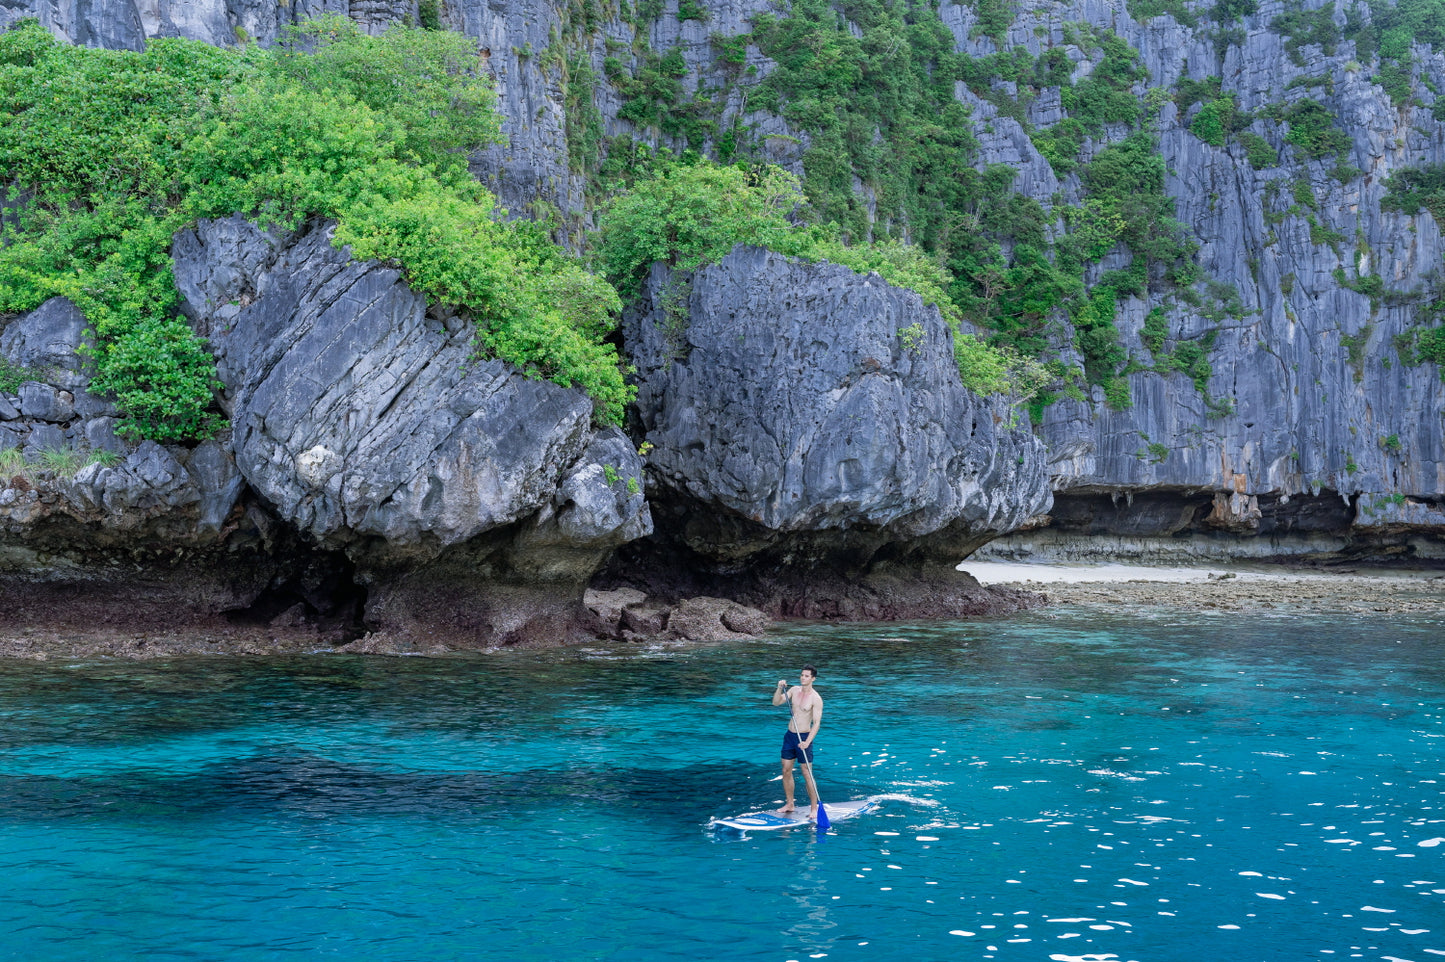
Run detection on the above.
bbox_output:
[772,665,823,814]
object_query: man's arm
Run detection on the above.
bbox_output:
[772,680,789,706]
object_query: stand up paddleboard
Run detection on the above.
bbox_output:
[711,797,877,832]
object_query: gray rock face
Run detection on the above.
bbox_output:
[13,0,1445,589]
[0,297,247,544]
[610,244,1051,614]
[1,215,656,648]
[2,0,148,50]
[174,216,650,560]
[0,296,123,465]
[0,298,92,390]
[4,0,416,49]
[443,0,1445,558]
[172,215,652,643]
[629,246,1050,547]
[939,0,1445,561]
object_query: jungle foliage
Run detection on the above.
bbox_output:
[0,17,632,436]
[590,0,1218,412]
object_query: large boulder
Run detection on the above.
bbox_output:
[610,245,1051,618]
[173,215,652,645]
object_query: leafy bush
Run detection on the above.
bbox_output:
[1127,0,1199,27]
[1141,307,1169,355]
[265,18,502,182]
[1382,163,1445,227]
[1060,31,1149,129]
[1280,99,1352,160]
[1270,2,1339,65]
[1416,326,1445,370]
[969,0,1017,42]
[1238,131,1279,167]
[596,163,804,298]
[0,17,633,433]
[1189,96,1231,146]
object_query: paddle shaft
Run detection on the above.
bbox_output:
[797,755,822,806]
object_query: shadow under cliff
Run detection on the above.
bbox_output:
[593,489,1044,621]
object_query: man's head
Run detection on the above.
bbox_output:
[800,665,817,684]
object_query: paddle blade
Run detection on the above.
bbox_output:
[815,802,831,830]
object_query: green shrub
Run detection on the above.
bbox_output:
[1189,95,1242,147]
[1174,75,1223,112]
[596,162,803,299]
[1271,2,1339,65]
[0,358,33,394]
[1059,31,1149,131]
[1141,306,1169,354]
[1212,0,1257,22]
[1280,99,1352,160]
[1381,163,1445,227]
[969,0,1017,42]
[1128,0,1199,27]
[1239,131,1279,167]
[1417,326,1445,368]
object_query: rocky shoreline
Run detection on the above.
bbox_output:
[0,575,1042,661]
[7,560,1444,661]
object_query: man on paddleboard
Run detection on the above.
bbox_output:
[772,665,823,814]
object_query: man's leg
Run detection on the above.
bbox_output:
[800,761,819,812]
[780,757,795,812]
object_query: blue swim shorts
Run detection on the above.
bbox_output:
[781,729,815,764]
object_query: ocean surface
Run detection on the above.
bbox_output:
[1,608,1442,962]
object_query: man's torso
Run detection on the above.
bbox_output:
[788,687,820,733]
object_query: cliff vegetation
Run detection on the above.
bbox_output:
[0,16,630,434]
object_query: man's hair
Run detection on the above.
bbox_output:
[801,664,818,678]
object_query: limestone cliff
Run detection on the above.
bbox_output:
[0,218,1044,648]
[6,0,1445,570]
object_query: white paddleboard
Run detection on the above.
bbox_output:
[711,797,877,831]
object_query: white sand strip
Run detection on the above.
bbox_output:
[959,560,1445,586]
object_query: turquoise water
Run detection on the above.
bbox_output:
[1,608,1443,962]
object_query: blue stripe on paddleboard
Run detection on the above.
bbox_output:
[710,798,877,831]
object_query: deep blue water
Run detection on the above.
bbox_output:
[1,608,1443,962]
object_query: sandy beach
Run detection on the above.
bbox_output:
[960,560,1445,613]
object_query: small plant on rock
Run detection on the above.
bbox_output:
[0,447,25,477]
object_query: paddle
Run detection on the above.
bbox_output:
[798,754,830,830]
